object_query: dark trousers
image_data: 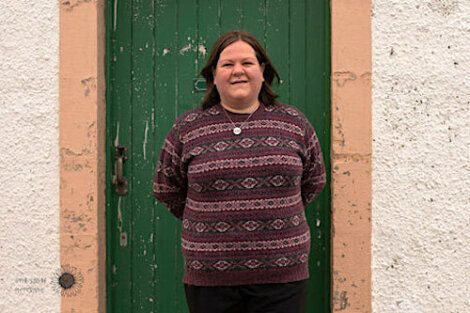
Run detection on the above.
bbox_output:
[184,280,308,313]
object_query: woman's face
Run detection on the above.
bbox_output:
[213,40,265,108]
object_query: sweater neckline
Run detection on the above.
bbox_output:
[218,102,265,117]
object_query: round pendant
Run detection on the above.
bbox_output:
[233,127,242,135]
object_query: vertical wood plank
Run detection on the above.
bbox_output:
[131,0,156,311]
[154,0,181,312]
[107,0,133,312]
[305,1,331,312]
[198,0,220,100]
[266,0,290,103]
[105,0,116,309]
[177,0,200,114]
[175,0,199,311]
[220,0,243,32]
[240,0,265,46]
[289,0,306,112]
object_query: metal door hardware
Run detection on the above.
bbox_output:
[112,145,129,196]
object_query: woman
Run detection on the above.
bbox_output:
[154,30,326,313]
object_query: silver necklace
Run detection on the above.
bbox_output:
[221,105,257,135]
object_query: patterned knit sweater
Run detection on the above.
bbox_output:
[153,102,326,286]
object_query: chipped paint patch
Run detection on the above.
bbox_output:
[333,290,350,310]
[143,120,149,160]
[162,48,170,56]
[118,195,127,245]
[333,71,357,87]
[179,43,192,54]
[114,122,120,147]
[62,0,93,11]
[198,44,207,57]
[113,0,118,31]
[81,77,96,97]
[151,109,155,127]
[120,232,127,247]
[117,197,123,233]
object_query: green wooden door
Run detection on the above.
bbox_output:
[106,1,330,312]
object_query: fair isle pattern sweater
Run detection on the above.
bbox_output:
[153,102,326,286]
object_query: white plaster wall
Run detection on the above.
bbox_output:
[0,2,60,313]
[372,1,470,312]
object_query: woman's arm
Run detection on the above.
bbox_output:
[153,125,187,219]
[301,121,327,207]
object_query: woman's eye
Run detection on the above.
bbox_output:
[222,64,232,67]
[243,62,254,66]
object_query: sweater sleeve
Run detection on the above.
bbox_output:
[153,124,187,219]
[301,121,327,207]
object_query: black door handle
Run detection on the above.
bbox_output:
[112,145,128,196]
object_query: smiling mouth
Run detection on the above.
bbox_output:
[231,81,248,85]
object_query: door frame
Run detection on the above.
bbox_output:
[58,1,371,312]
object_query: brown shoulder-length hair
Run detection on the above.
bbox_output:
[200,30,280,110]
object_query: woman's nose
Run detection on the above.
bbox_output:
[232,63,244,75]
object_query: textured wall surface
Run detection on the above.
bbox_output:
[372,1,470,312]
[0,2,60,312]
